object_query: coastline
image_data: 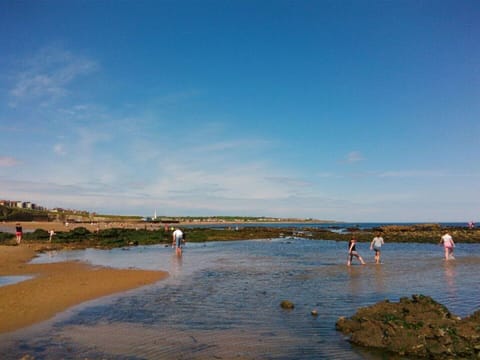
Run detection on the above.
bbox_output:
[0,244,168,334]
[0,219,336,234]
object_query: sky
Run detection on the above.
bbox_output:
[0,0,479,222]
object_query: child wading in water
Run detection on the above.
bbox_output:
[440,230,455,260]
[347,237,366,266]
[370,233,385,264]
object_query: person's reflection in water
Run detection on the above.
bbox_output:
[346,266,362,298]
[373,263,386,293]
[169,252,183,279]
[443,261,456,298]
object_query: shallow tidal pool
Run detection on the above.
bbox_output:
[1,238,479,359]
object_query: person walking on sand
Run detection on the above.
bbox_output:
[347,237,366,266]
[172,228,184,256]
[15,223,23,245]
[440,230,455,260]
[370,233,384,264]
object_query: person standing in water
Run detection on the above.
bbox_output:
[347,236,366,266]
[172,228,184,256]
[15,223,23,245]
[370,233,385,264]
[440,230,455,260]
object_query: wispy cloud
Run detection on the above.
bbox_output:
[344,151,364,163]
[266,176,313,188]
[378,170,447,178]
[0,156,20,167]
[316,172,344,178]
[9,46,98,106]
[53,144,67,156]
[194,138,272,153]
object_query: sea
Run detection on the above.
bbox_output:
[182,221,473,230]
[0,236,479,359]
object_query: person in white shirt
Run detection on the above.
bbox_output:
[440,230,455,260]
[172,228,184,256]
[49,229,55,242]
[370,233,385,264]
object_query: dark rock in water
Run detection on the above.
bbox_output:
[280,300,295,309]
[336,295,480,359]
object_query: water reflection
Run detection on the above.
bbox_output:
[373,264,386,293]
[346,266,364,297]
[169,251,183,278]
[443,261,457,302]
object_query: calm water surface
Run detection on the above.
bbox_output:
[1,239,479,359]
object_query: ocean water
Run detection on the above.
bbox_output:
[0,275,34,287]
[182,221,475,230]
[1,238,479,359]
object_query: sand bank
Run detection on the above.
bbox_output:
[0,220,154,233]
[0,245,168,334]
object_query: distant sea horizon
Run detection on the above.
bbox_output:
[182,221,475,230]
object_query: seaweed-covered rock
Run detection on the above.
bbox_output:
[336,295,480,359]
[280,300,295,309]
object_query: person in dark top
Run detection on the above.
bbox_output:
[15,223,23,245]
[347,237,365,266]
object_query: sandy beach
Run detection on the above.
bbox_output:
[0,244,168,334]
[0,220,155,233]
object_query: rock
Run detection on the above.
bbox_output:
[280,300,294,309]
[336,295,480,359]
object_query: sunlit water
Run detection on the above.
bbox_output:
[1,239,479,359]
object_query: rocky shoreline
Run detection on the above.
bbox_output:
[336,295,480,359]
[1,222,479,249]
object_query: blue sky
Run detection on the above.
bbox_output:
[1,1,479,222]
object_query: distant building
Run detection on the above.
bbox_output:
[0,199,40,210]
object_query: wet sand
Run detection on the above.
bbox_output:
[0,244,168,334]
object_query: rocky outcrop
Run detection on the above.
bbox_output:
[336,295,480,359]
[280,300,295,309]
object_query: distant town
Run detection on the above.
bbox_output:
[0,198,324,224]
[0,199,47,211]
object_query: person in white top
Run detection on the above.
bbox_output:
[440,230,455,260]
[370,233,385,264]
[172,228,184,256]
[48,229,55,242]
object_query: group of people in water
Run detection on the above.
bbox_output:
[171,227,456,264]
[347,230,456,265]
[12,222,458,264]
[347,235,384,266]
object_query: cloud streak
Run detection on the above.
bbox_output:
[0,156,20,167]
[344,151,364,163]
[9,46,98,106]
